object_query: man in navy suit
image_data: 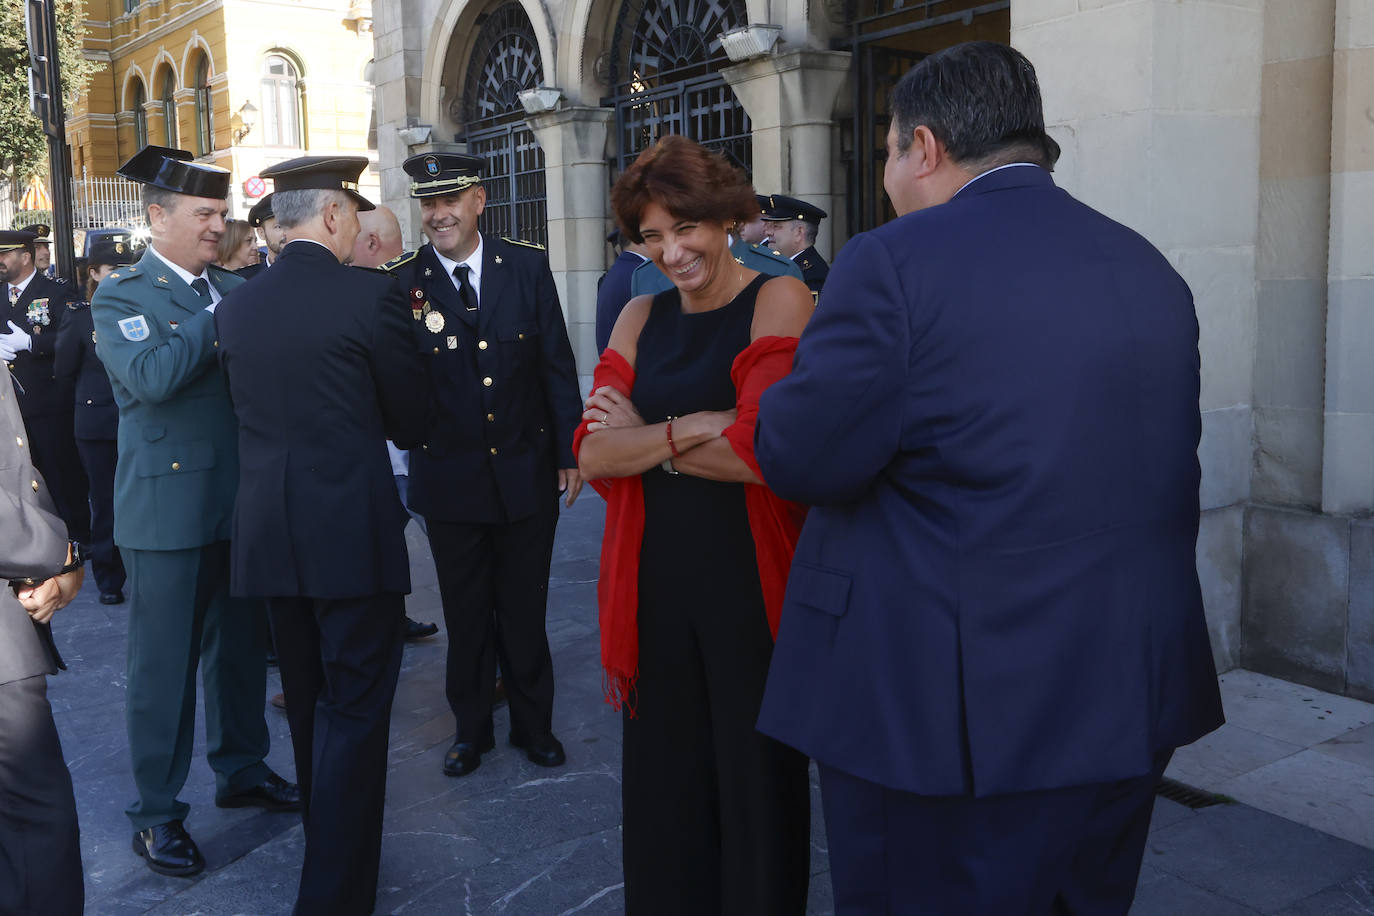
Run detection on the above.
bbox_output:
[755,42,1224,914]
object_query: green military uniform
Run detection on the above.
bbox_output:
[92,247,271,829]
[629,239,803,298]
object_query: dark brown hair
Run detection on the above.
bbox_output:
[610,135,759,243]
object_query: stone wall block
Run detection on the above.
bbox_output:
[1200,405,1253,511]
[1053,112,1151,232]
[1254,278,1327,410]
[1176,247,1257,412]
[1346,521,1374,699]
[1150,113,1260,250]
[1257,177,1334,280]
[1259,58,1336,180]
[1015,2,1153,126]
[1009,0,1077,29]
[1152,0,1263,114]
[1328,171,1374,279]
[1265,0,1338,62]
[1321,412,1374,514]
[1199,504,1245,672]
[1242,506,1351,693]
[1336,0,1374,50]
[1252,406,1324,507]
[1323,278,1374,413]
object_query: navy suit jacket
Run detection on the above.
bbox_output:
[215,241,428,599]
[755,165,1223,797]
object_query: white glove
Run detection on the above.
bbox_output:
[0,320,32,356]
[0,342,16,361]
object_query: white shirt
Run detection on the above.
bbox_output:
[953,162,1041,199]
[432,235,484,308]
[5,267,35,302]
[146,245,221,306]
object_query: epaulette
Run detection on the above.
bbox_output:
[383,250,418,272]
[502,237,546,251]
[351,264,389,275]
[749,242,786,258]
[67,299,91,311]
[207,264,238,278]
[107,265,140,282]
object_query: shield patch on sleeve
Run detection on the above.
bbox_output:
[118,315,150,341]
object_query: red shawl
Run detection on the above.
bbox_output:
[573,336,806,714]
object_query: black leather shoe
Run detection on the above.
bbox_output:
[215,772,302,811]
[132,820,204,877]
[405,616,438,640]
[99,590,125,605]
[510,732,566,768]
[443,733,496,777]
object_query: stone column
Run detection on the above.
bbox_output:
[722,49,851,258]
[1014,0,1264,671]
[1321,0,1374,514]
[372,0,437,248]
[524,105,615,383]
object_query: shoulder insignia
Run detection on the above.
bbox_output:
[502,237,546,251]
[734,256,745,265]
[351,264,388,275]
[801,259,811,269]
[156,275,169,284]
[383,250,418,272]
[108,272,120,280]
[207,264,236,277]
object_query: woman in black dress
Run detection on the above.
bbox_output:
[575,135,814,915]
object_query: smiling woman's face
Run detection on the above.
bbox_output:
[637,200,731,296]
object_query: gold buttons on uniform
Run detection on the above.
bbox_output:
[518,333,526,340]
[86,399,93,405]
[15,436,23,447]
[482,377,492,387]
[31,480,39,492]
[171,461,181,470]
[478,340,488,350]
[433,347,440,354]
[486,413,495,422]
[490,447,498,456]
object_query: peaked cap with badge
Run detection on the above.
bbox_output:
[404,152,484,198]
[247,194,275,227]
[261,156,375,211]
[88,238,139,269]
[759,194,828,225]
[0,229,38,256]
[28,223,52,243]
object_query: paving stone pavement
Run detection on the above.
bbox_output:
[43,492,1374,914]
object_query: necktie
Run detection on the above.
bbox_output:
[191,277,211,300]
[454,265,478,313]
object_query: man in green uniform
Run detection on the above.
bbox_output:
[91,145,299,878]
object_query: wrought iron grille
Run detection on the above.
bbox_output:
[458,2,548,246]
[604,0,751,174]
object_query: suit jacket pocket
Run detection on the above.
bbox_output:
[788,562,852,618]
[135,439,215,477]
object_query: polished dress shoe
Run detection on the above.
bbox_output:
[132,819,204,877]
[405,616,438,640]
[215,771,302,811]
[442,732,496,777]
[510,731,566,768]
[99,590,124,605]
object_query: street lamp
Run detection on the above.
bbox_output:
[233,100,258,143]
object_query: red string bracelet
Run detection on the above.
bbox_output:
[666,417,682,458]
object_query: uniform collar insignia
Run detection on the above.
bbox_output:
[494,255,502,265]
[156,275,169,284]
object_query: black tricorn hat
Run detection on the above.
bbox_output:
[760,194,827,224]
[117,145,231,199]
[0,230,38,254]
[247,193,275,227]
[403,152,483,198]
[88,238,139,268]
[261,156,375,211]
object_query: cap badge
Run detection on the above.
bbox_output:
[425,311,445,333]
[424,156,441,176]
[115,242,125,253]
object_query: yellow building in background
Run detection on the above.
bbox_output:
[67,0,377,220]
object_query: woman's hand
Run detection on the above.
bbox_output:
[680,409,737,440]
[583,386,645,433]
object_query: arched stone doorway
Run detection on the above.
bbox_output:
[459,1,549,245]
[605,0,751,174]
[840,0,1010,234]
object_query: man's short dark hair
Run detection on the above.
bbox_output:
[890,41,1060,171]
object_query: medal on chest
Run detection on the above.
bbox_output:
[425,311,445,333]
[27,298,50,328]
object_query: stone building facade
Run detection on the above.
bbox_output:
[68,0,379,219]
[375,0,1368,698]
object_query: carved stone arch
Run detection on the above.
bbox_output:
[421,0,556,141]
[179,34,214,87]
[120,63,149,112]
[149,50,178,89]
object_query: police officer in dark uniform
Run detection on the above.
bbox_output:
[759,194,830,298]
[0,229,89,545]
[92,145,298,878]
[386,152,584,777]
[236,194,280,279]
[216,155,428,916]
[54,239,136,603]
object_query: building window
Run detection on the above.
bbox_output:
[261,54,303,148]
[363,60,377,151]
[160,70,177,147]
[194,55,214,156]
[459,2,547,246]
[133,80,148,149]
[124,0,138,11]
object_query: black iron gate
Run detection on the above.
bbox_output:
[459,2,548,246]
[604,0,752,175]
[839,0,1010,235]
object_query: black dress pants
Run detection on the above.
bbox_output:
[76,436,124,595]
[0,674,83,916]
[819,749,1174,915]
[427,501,558,745]
[268,593,405,916]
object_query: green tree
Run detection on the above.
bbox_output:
[0,0,97,182]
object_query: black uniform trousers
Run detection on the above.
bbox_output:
[25,411,90,546]
[818,749,1173,915]
[76,436,124,595]
[427,498,558,745]
[268,593,405,916]
[0,674,83,916]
